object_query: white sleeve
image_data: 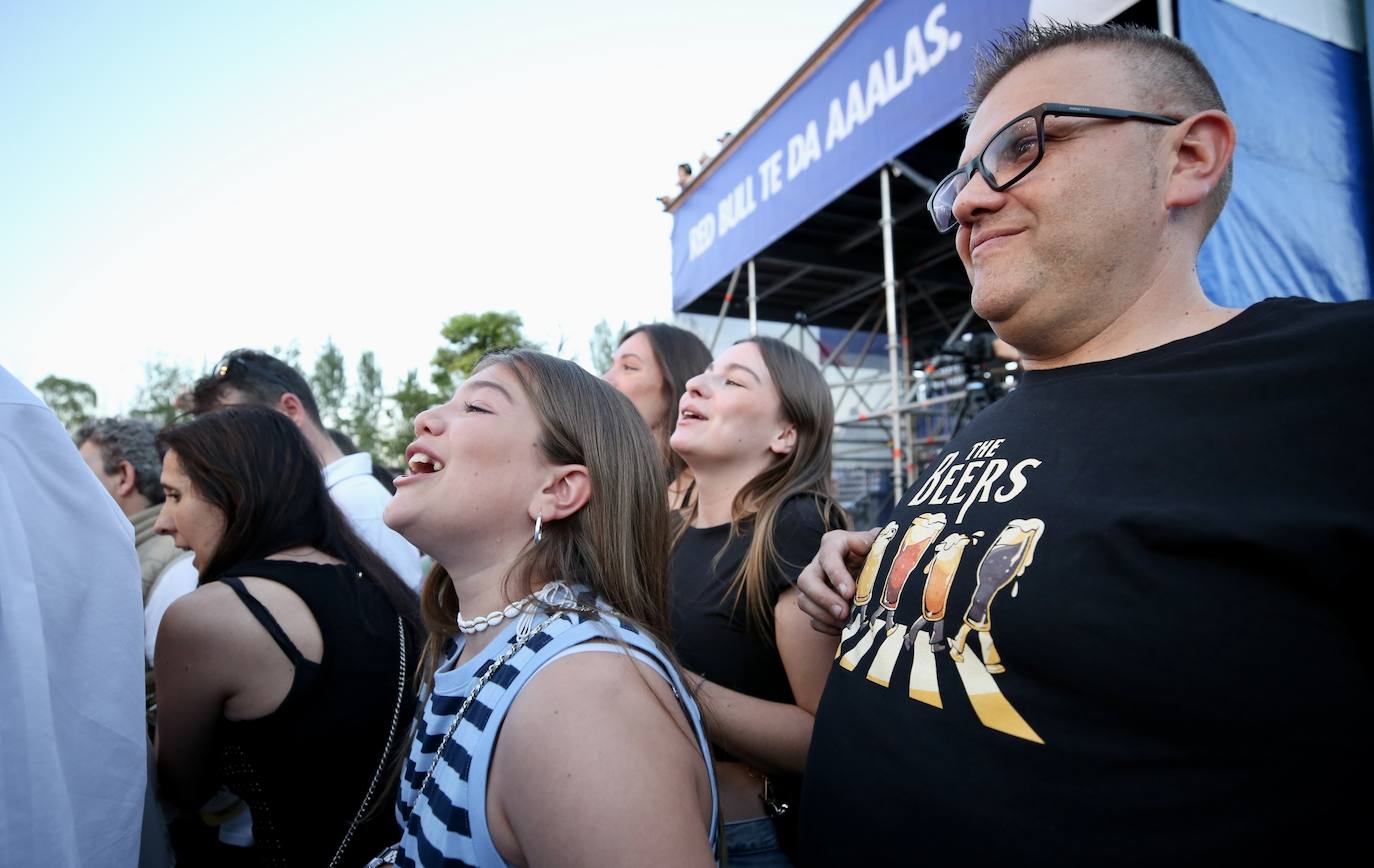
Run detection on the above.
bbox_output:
[144,554,200,668]
[0,366,146,866]
[330,477,423,592]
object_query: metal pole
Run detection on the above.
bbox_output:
[879,167,903,502]
[708,265,742,352]
[1157,0,1175,37]
[747,260,758,336]
[900,282,915,482]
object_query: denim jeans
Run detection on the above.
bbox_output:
[723,816,793,867]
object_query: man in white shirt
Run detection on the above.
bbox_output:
[0,363,147,864]
[186,348,422,591]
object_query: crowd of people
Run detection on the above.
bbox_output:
[2,20,1370,868]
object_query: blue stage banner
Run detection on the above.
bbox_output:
[670,0,1032,312]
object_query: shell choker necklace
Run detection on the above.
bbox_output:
[456,582,572,634]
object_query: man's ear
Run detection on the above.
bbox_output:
[277,392,310,427]
[1163,109,1235,210]
[768,423,797,457]
[114,460,139,499]
[530,465,592,526]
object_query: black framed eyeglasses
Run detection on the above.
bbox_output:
[926,102,1181,233]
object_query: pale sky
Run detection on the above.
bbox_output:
[1,0,858,412]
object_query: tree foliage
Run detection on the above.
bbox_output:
[310,339,348,429]
[269,341,305,376]
[36,375,98,432]
[349,351,385,456]
[589,319,629,375]
[431,311,533,395]
[380,369,442,468]
[130,360,196,427]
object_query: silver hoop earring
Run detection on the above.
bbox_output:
[533,513,543,543]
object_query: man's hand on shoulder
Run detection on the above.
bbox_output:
[797,527,880,635]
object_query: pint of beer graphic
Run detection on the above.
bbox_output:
[877,513,947,613]
[852,521,900,608]
[961,519,1045,630]
[920,533,974,621]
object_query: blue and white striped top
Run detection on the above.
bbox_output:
[391,587,719,867]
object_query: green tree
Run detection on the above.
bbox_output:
[130,360,196,427]
[36,375,98,432]
[349,351,385,455]
[380,369,442,468]
[430,311,533,395]
[310,339,348,429]
[589,319,629,374]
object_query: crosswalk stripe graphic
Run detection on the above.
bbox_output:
[836,614,863,659]
[907,628,942,708]
[865,625,906,687]
[839,620,881,670]
[949,642,1043,744]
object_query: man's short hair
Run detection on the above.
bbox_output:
[678,162,693,176]
[190,349,323,424]
[74,417,166,505]
[966,21,1232,234]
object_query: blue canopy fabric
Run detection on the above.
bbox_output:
[1185,0,1373,304]
[670,0,1031,312]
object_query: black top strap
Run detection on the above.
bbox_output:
[219,575,307,666]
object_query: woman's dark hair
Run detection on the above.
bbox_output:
[619,324,713,490]
[156,406,420,632]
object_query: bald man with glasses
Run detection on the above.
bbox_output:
[795,21,1372,866]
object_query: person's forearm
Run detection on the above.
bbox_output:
[695,679,814,775]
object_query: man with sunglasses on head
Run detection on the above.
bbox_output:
[796,22,1371,865]
[179,349,422,591]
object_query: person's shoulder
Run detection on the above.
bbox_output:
[506,644,687,751]
[159,581,240,646]
[775,493,845,537]
[1242,296,1374,341]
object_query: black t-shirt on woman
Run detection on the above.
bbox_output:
[670,495,834,705]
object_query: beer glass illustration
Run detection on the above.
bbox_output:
[900,532,975,653]
[839,520,900,644]
[874,513,948,630]
[835,519,901,661]
[950,518,1045,674]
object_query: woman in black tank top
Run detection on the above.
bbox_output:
[152,407,423,866]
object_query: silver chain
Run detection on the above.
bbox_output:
[409,611,567,802]
[329,615,408,868]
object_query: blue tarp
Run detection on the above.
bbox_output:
[1185,0,1373,303]
[670,0,1031,312]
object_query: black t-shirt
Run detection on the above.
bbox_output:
[671,495,833,705]
[801,298,1374,865]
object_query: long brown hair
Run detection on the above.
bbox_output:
[417,349,674,686]
[618,324,714,491]
[674,336,849,637]
[156,406,421,632]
